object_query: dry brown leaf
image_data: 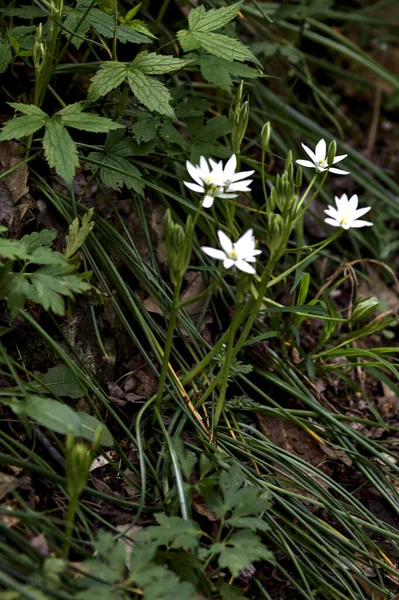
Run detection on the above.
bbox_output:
[0,141,29,204]
[0,473,30,501]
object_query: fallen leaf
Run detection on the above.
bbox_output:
[0,141,29,204]
[30,533,49,557]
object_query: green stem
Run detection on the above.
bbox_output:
[154,0,171,34]
[63,491,78,558]
[112,0,118,61]
[214,305,242,426]
[155,279,182,409]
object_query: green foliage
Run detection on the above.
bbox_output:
[177,2,257,64]
[29,364,86,399]
[65,208,95,259]
[87,53,193,117]
[0,103,122,185]
[205,530,273,578]
[0,228,90,316]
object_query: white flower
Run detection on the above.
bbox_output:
[324,194,372,229]
[184,154,254,208]
[296,139,349,175]
[201,229,261,274]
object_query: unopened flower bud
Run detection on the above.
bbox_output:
[351,297,379,322]
[327,140,337,165]
[261,122,271,152]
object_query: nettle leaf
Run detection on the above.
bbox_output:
[43,119,79,185]
[178,1,256,64]
[8,102,48,118]
[11,395,81,435]
[63,9,92,50]
[126,69,175,118]
[131,51,192,75]
[65,208,95,259]
[87,62,128,104]
[87,152,144,195]
[56,102,123,133]
[30,364,86,399]
[200,56,261,93]
[0,115,46,141]
[209,530,273,578]
[134,513,202,552]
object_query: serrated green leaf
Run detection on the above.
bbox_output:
[19,229,57,253]
[87,152,144,195]
[1,6,44,18]
[200,55,261,92]
[210,530,273,577]
[87,8,151,44]
[87,62,127,104]
[135,565,197,600]
[27,265,90,315]
[12,395,81,435]
[8,102,48,118]
[189,1,243,33]
[43,120,79,185]
[194,116,231,143]
[63,10,91,49]
[0,239,31,260]
[158,122,187,150]
[8,25,36,51]
[131,118,158,143]
[131,51,192,75]
[56,103,123,133]
[0,115,46,141]
[176,30,201,53]
[65,208,95,259]
[126,69,175,117]
[199,32,256,63]
[122,19,156,40]
[218,583,246,600]
[227,516,270,532]
[134,513,202,551]
[77,412,113,446]
[30,364,86,399]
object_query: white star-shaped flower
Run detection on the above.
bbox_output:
[184,154,254,208]
[296,139,349,175]
[324,194,372,229]
[201,229,261,274]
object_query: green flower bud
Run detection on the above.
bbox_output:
[285,150,292,171]
[261,122,271,152]
[295,166,303,188]
[327,140,337,165]
[351,297,380,322]
[33,23,46,73]
[164,209,192,286]
[231,101,249,153]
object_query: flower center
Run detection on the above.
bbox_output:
[318,159,327,167]
[227,249,238,260]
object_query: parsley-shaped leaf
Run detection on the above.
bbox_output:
[65,208,95,259]
[134,513,202,552]
[207,530,273,577]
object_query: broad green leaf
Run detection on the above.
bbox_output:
[63,10,91,49]
[87,62,127,104]
[209,530,273,577]
[8,102,48,118]
[193,116,231,143]
[131,51,192,75]
[126,69,175,117]
[77,412,113,446]
[56,102,123,133]
[176,30,201,53]
[87,8,151,44]
[188,1,243,33]
[30,364,86,399]
[218,583,246,600]
[65,208,95,259]
[2,273,32,316]
[12,395,81,435]
[0,115,46,141]
[1,6,45,18]
[8,25,36,51]
[87,152,144,195]
[134,513,202,551]
[134,565,197,600]
[158,122,188,150]
[43,120,79,185]
[121,19,155,40]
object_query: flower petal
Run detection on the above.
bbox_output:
[328,167,350,175]
[324,217,340,227]
[216,192,238,199]
[224,154,237,180]
[184,181,205,194]
[209,158,222,171]
[324,207,339,218]
[218,230,233,254]
[202,195,214,208]
[348,194,358,211]
[229,169,255,182]
[335,193,348,210]
[315,139,326,161]
[226,180,253,192]
[186,161,203,185]
[234,229,255,258]
[332,154,347,164]
[296,160,316,169]
[201,247,226,261]
[223,258,235,269]
[301,143,317,163]
[348,219,373,228]
[199,156,210,176]
[353,206,371,219]
[236,260,256,274]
